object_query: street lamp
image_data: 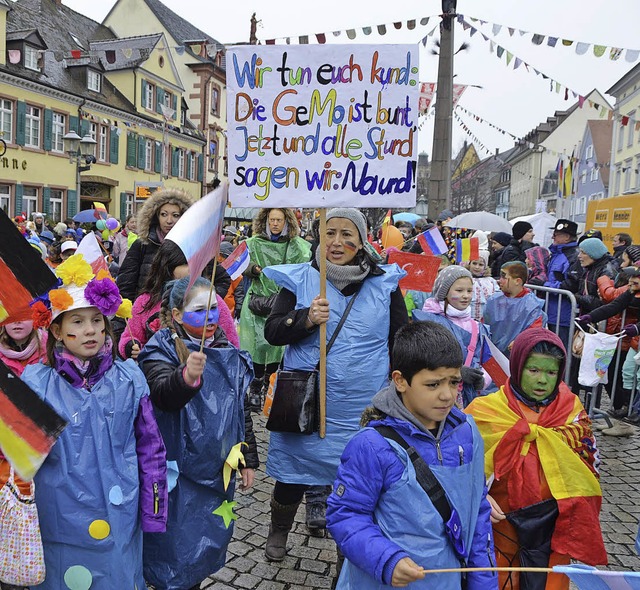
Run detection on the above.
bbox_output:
[63,131,97,215]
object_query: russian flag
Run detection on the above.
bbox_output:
[481,337,510,387]
[417,226,448,255]
[221,241,250,281]
[455,237,480,263]
[554,565,640,589]
[166,183,228,293]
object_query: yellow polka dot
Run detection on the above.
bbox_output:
[88,519,110,540]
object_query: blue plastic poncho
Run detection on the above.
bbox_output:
[138,329,253,590]
[263,262,403,485]
[483,292,547,357]
[336,420,491,589]
[21,360,148,590]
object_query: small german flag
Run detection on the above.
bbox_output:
[0,209,59,325]
[0,358,67,480]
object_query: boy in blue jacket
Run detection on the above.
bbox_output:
[327,321,497,589]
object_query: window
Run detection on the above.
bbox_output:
[585,145,593,160]
[189,152,196,180]
[145,138,153,171]
[25,105,40,148]
[144,83,154,110]
[209,139,218,172]
[52,112,65,153]
[580,170,587,185]
[87,70,102,93]
[98,126,108,162]
[614,166,621,195]
[579,196,587,215]
[89,122,97,157]
[177,149,185,178]
[0,99,12,143]
[590,166,599,182]
[624,160,632,192]
[0,184,9,214]
[50,189,63,222]
[618,124,625,151]
[635,157,640,190]
[24,46,40,71]
[211,85,220,116]
[22,187,38,218]
[629,112,636,147]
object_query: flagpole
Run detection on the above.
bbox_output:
[420,567,554,575]
[200,257,218,354]
[318,209,327,439]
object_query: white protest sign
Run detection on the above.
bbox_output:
[227,44,419,208]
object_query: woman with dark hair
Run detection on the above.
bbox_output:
[116,188,195,301]
[119,240,237,360]
[240,208,311,409]
[261,207,407,562]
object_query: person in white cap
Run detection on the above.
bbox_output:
[59,239,78,261]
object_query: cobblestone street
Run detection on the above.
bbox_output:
[198,413,640,589]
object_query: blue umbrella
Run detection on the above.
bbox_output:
[73,209,108,224]
[393,212,422,226]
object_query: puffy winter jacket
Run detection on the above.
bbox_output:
[327,396,495,589]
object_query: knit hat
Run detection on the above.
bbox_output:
[512,221,533,241]
[579,237,609,260]
[326,208,368,244]
[491,232,511,247]
[219,241,235,258]
[432,265,473,301]
[48,255,123,322]
[624,245,640,264]
[437,209,454,222]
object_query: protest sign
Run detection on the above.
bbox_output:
[227,44,419,208]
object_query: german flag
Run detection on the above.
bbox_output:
[0,358,67,480]
[0,209,59,325]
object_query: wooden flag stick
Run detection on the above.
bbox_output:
[200,257,218,354]
[420,566,554,575]
[318,209,327,438]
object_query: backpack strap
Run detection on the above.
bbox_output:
[374,425,451,524]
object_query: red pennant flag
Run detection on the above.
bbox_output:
[387,251,441,292]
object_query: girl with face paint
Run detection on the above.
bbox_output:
[466,328,606,590]
[137,276,259,590]
[19,256,168,590]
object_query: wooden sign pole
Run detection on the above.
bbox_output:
[318,209,327,438]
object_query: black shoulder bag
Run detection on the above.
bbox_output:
[265,290,360,435]
[374,425,470,588]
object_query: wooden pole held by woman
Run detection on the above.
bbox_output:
[318,209,327,438]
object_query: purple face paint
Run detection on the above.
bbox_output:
[182,307,220,328]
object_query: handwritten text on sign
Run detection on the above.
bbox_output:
[227,45,419,208]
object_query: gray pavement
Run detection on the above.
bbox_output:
[199,414,640,589]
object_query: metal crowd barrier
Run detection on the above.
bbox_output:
[524,284,578,382]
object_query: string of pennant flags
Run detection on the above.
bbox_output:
[6,43,222,67]
[462,13,640,63]
[260,15,439,46]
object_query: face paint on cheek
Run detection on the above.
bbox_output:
[65,333,78,339]
[182,307,220,328]
[344,241,358,252]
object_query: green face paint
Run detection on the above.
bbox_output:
[519,353,561,401]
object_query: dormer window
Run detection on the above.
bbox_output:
[88,70,102,92]
[24,45,40,71]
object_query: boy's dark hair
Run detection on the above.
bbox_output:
[392,321,463,384]
[616,233,632,247]
[502,261,528,284]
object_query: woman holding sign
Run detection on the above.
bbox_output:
[262,207,407,562]
[240,208,311,409]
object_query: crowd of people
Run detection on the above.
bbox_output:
[1,197,639,590]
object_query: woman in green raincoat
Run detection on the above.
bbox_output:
[240,208,311,409]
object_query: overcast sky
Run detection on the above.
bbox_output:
[64,0,640,160]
